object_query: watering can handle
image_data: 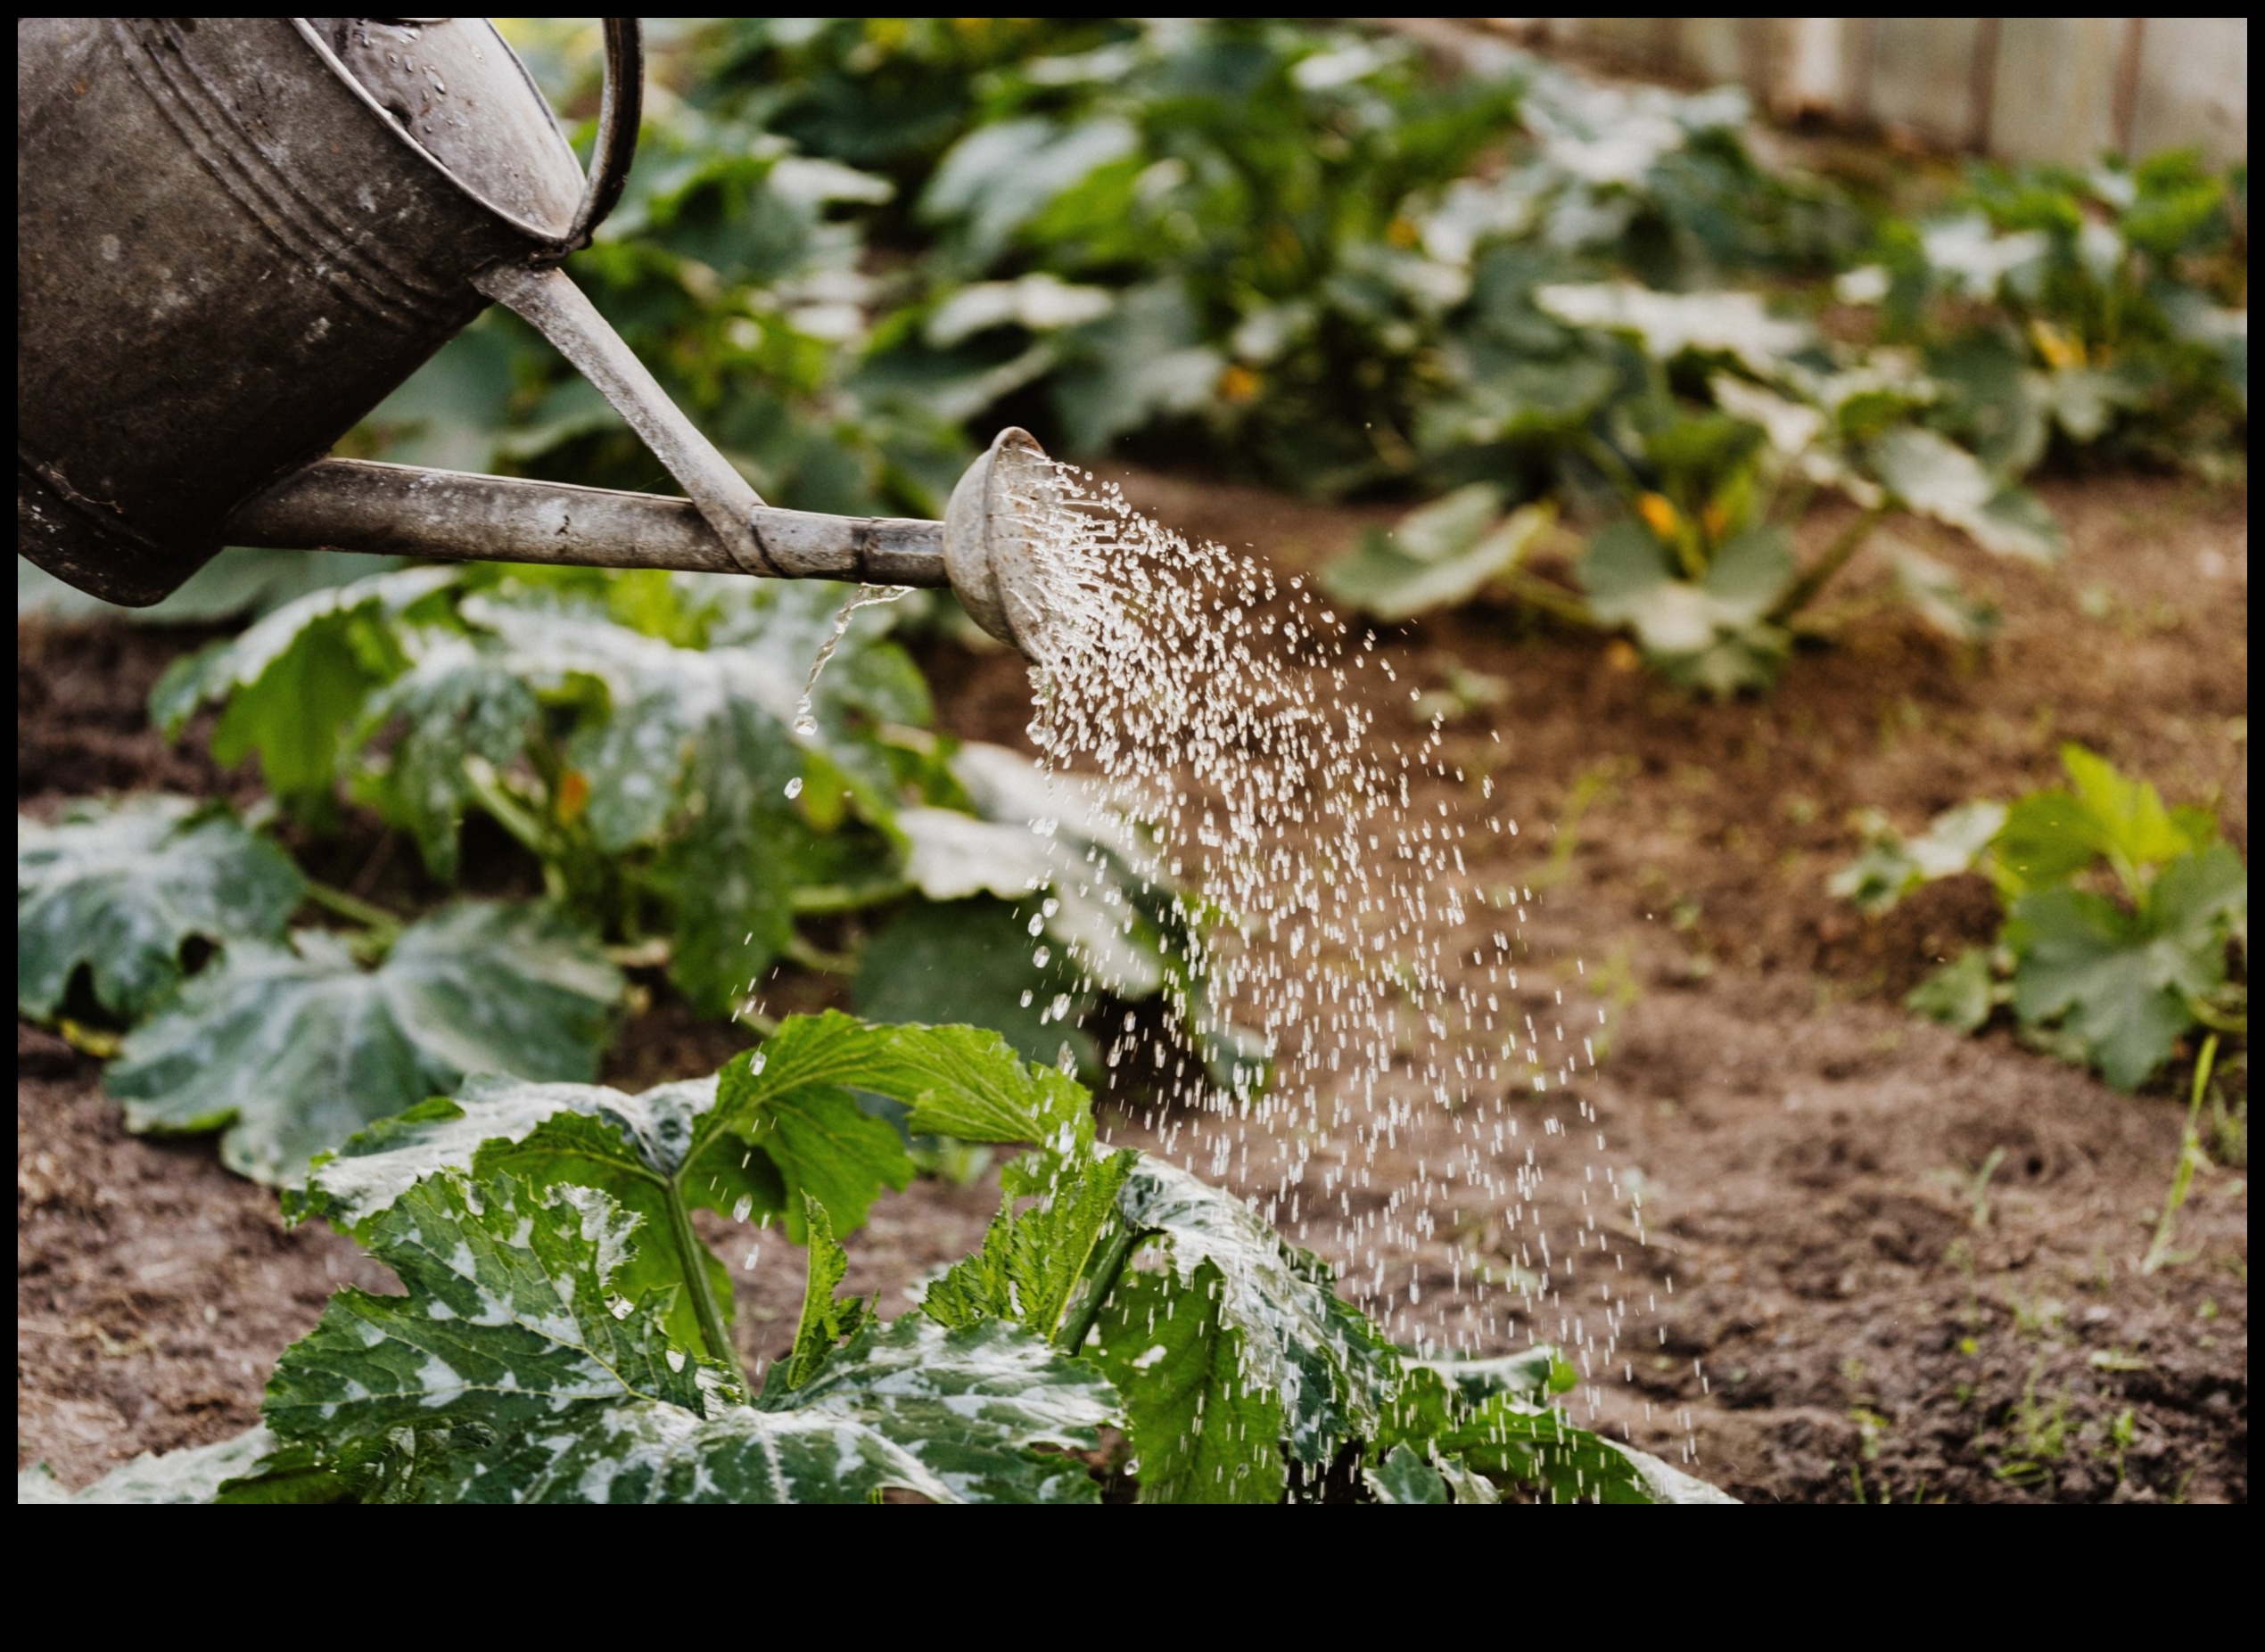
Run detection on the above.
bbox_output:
[560,17,645,253]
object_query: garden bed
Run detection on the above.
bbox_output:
[18,466,2246,1501]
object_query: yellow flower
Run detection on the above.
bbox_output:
[1217,364,1262,404]
[2030,317,2087,371]
[1637,492,1679,541]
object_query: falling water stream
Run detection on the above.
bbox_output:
[992,459,1676,1449]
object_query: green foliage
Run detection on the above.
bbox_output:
[244,1169,1115,1503]
[106,901,622,1186]
[1321,486,1556,621]
[1835,746,2247,1089]
[1875,152,2248,474]
[60,1015,1728,1505]
[147,562,1208,1089]
[16,795,304,1022]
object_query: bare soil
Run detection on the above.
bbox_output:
[18,468,2247,1501]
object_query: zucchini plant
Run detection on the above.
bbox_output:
[1325,284,2058,694]
[24,1014,1729,1505]
[1833,744,2247,1089]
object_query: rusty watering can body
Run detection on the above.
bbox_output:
[16,18,1059,654]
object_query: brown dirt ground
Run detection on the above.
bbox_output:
[17,468,2247,1501]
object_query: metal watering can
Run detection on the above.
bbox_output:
[16,17,1055,654]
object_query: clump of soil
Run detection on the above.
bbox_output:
[17,469,2246,1500]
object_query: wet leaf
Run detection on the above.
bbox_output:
[106,900,622,1186]
[1364,1442,1450,1502]
[921,1141,1137,1342]
[234,1171,1115,1503]
[1376,1361,1736,1504]
[17,795,304,1021]
[854,897,1095,1073]
[1114,1155,1396,1467]
[1091,1258,1286,1504]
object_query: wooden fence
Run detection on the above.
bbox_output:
[1498,19,2246,167]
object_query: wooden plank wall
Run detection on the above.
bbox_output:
[1507,19,2247,167]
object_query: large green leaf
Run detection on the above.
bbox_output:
[1091,1256,1287,1503]
[233,1171,1116,1503]
[105,901,622,1185]
[1375,1360,1735,1504]
[1322,500,1554,621]
[854,896,1095,1071]
[150,567,457,807]
[301,1014,1087,1256]
[1112,1155,1396,1467]
[453,588,910,1014]
[2007,844,2244,1089]
[1993,744,2215,898]
[351,632,540,882]
[17,795,304,1021]
[1581,522,1794,695]
[1535,281,1812,374]
[1866,426,2063,563]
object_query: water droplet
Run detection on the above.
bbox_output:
[784,777,803,800]
[732,1194,754,1222]
[750,1050,767,1076]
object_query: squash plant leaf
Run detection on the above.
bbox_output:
[1376,1360,1735,1504]
[350,631,541,883]
[17,795,304,1021]
[1866,427,2064,563]
[782,1196,872,1389]
[2006,843,2246,1090]
[20,1426,278,1505]
[106,900,622,1186]
[1363,1442,1451,1503]
[1092,1256,1287,1504]
[920,1140,1139,1343]
[150,567,458,810]
[1111,1155,1396,1468]
[230,1170,1114,1504]
[301,1014,1083,1269]
[1580,521,1794,695]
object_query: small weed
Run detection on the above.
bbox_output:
[1930,1147,2006,1230]
[1991,1363,2069,1486]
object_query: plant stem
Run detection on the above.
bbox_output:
[663,1175,737,1368]
[301,878,404,940]
[460,756,552,861]
[785,934,860,975]
[2142,1034,2218,1275]
[1768,507,1884,624]
[1057,1223,1141,1353]
[1501,571,1596,627]
[791,881,912,916]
